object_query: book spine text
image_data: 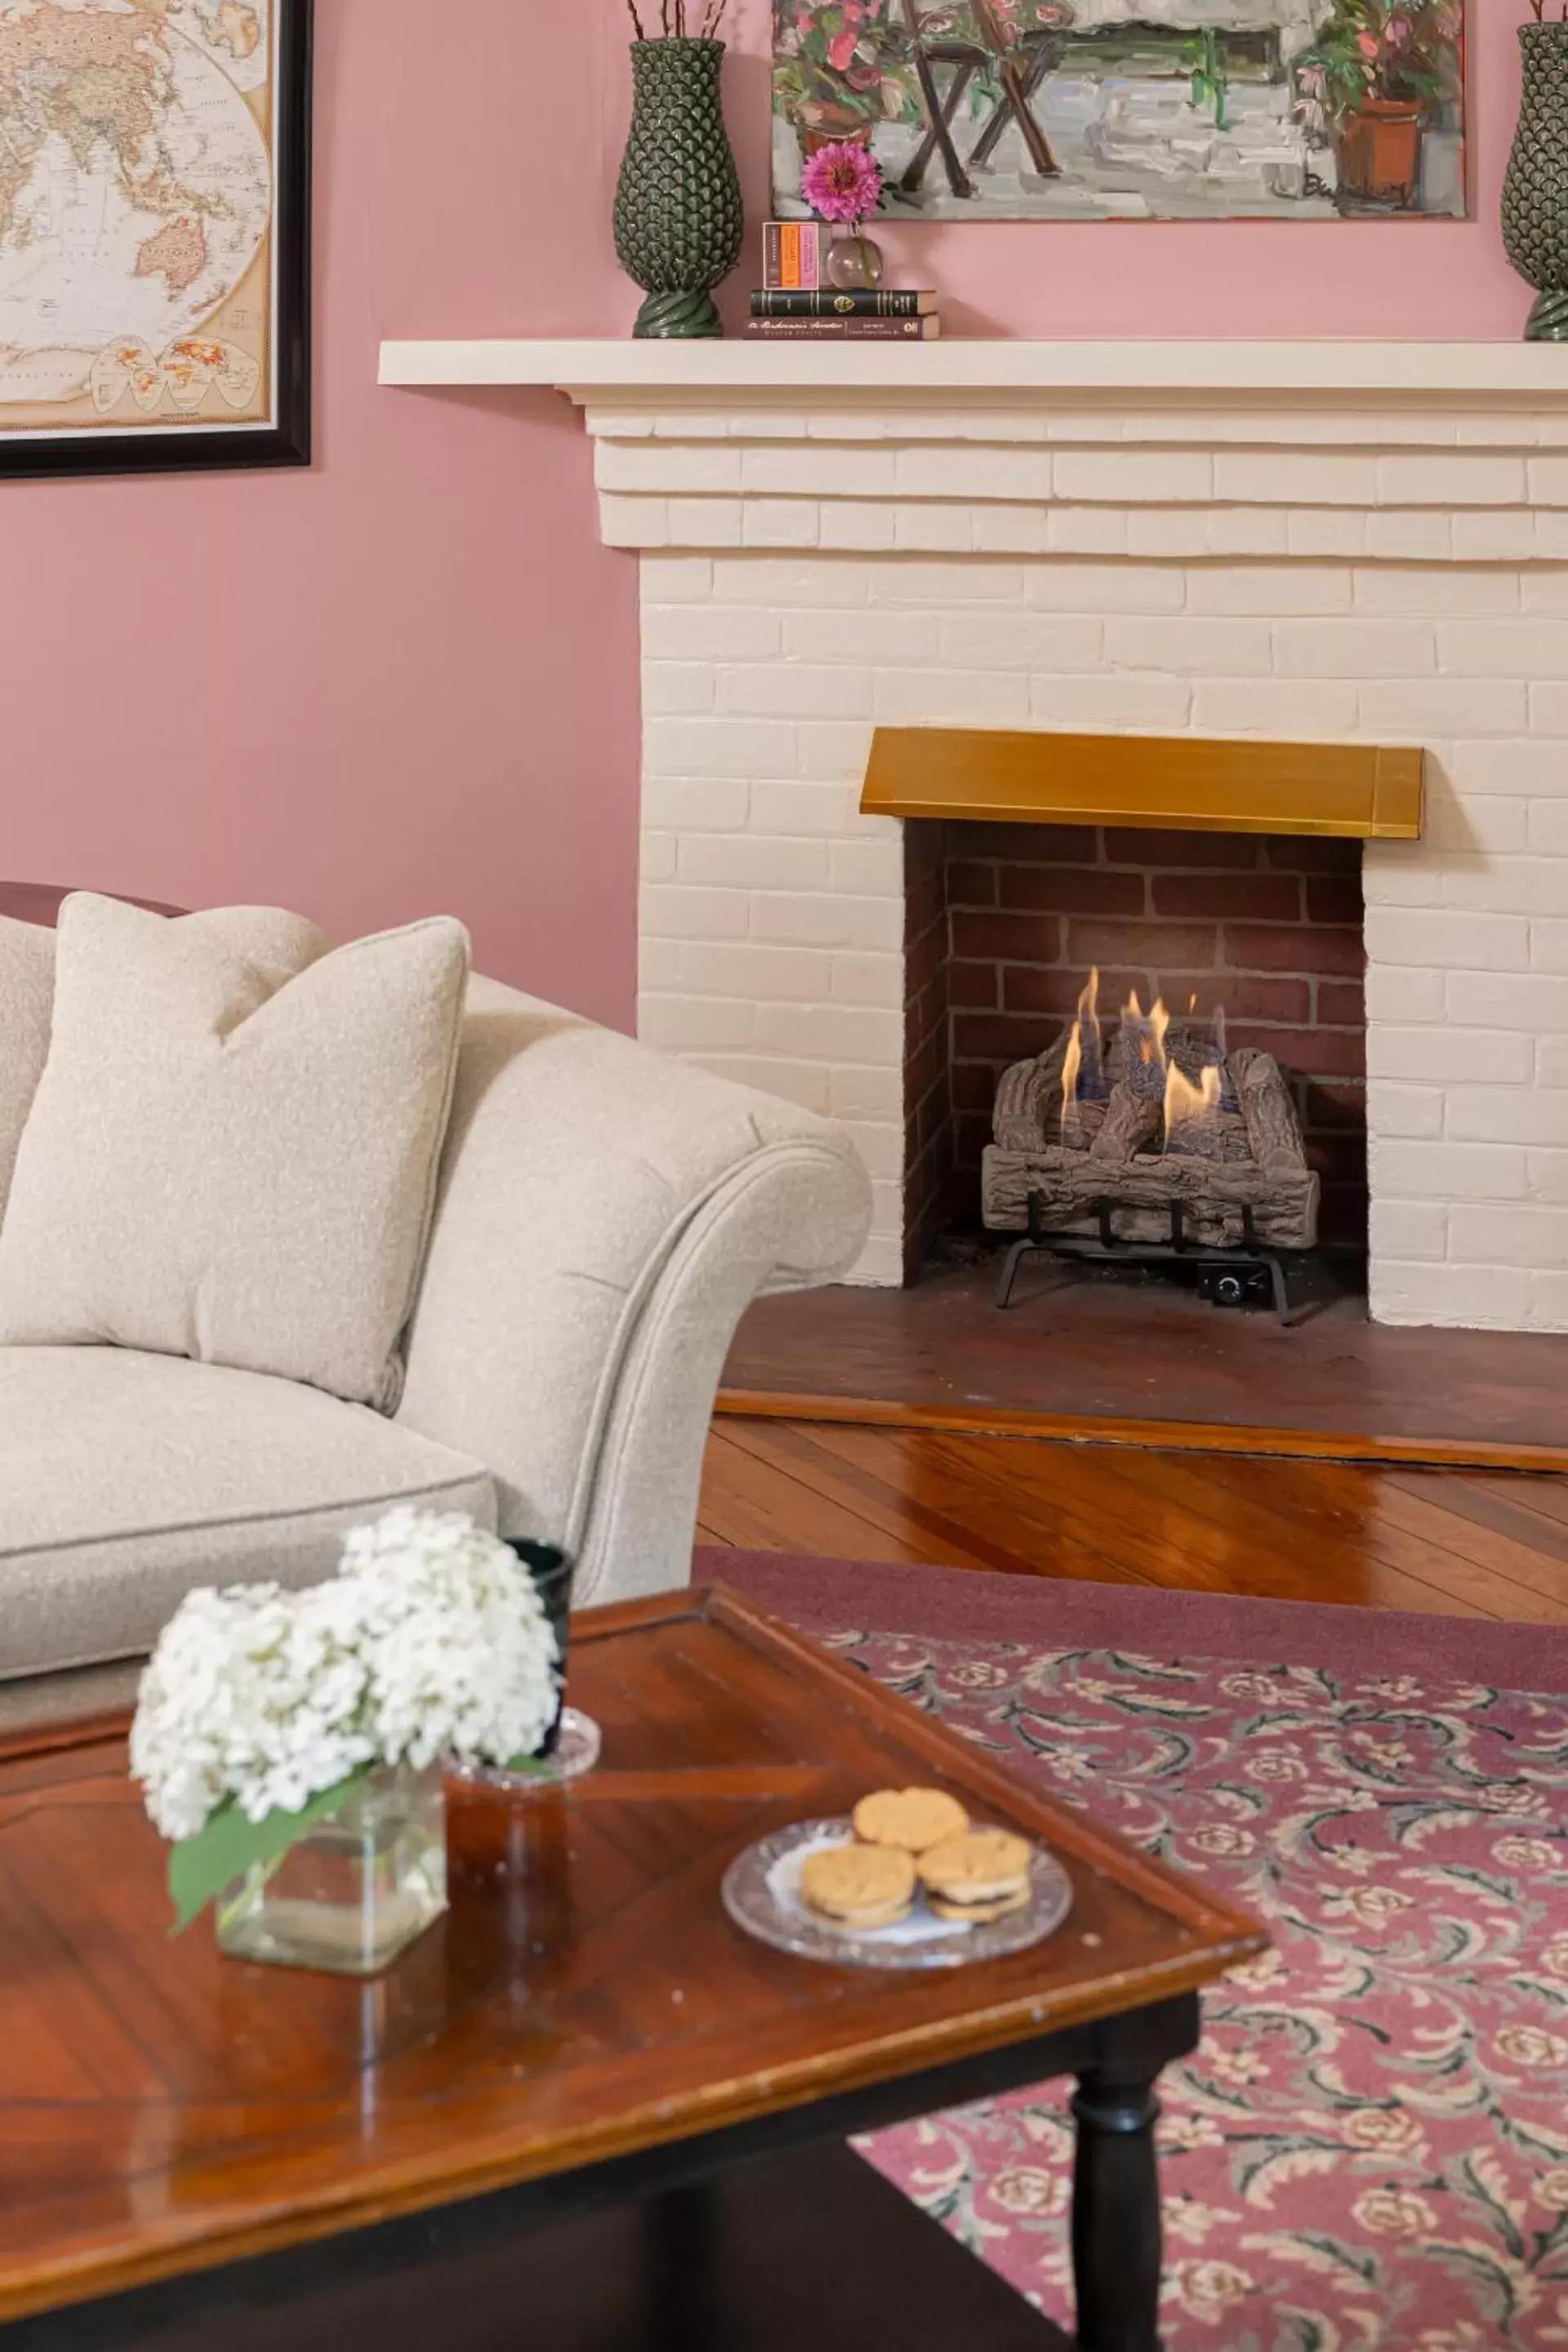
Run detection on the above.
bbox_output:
[762,220,822,292]
[751,289,931,318]
[742,316,940,340]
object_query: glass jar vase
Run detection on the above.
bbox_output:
[215,1765,448,1977]
[825,222,884,291]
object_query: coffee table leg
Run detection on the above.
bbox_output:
[1070,2060,1161,2350]
[1069,1996,1200,2352]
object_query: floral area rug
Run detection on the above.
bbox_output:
[841,1630,1568,2350]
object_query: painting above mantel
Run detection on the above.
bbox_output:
[771,0,1466,221]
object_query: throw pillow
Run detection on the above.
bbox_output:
[0,894,470,1411]
[0,905,331,1226]
[0,918,54,1216]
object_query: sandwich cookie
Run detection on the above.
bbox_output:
[852,1786,969,1855]
[799,1841,915,1930]
[917,1828,1033,1925]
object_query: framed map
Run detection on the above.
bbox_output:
[0,0,311,478]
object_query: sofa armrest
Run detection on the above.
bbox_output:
[395,978,871,1601]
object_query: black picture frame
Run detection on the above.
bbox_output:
[0,0,313,482]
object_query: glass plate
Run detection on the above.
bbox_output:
[447,1708,602,1795]
[721,1816,1073,1971]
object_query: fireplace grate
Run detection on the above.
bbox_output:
[995,1189,1304,1325]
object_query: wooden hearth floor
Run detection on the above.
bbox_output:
[699,1418,1568,1622]
[719,1258,1568,1471]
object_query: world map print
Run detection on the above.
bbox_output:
[0,0,279,445]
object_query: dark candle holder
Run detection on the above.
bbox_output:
[508,1539,573,1757]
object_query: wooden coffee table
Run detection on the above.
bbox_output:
[0,1589,1265,2350]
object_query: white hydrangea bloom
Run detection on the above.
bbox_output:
[339,1507,561,1773]
[131,1510,561,1843]
[129,1581,376,1842]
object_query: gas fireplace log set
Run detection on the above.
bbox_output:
[984,977,1321,1257]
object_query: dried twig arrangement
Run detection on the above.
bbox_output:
[626,0,730,33]
[1530,0,1568,20]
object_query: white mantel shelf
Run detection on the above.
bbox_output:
[378,336,1568,403]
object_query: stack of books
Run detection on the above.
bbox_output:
[746,220,940,341]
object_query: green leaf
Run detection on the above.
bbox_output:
[501,1752,553,1776]
[167,1768,372,1933]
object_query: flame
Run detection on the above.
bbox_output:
[1060,966,1101,1136]
[1163,1055,1222,1143]
[1061,1019,1082,1127]
[1120,988,1165,1068]
[1059,969,1227,1150]
[1140,991,1223,1149]
[1078,965,1102,1074]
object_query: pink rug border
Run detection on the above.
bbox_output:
[698,1548,1568,1693]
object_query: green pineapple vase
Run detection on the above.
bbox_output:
[1503,22,1568,343]
[614,38,743,340]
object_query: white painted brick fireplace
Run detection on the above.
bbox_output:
[385,341,1568,1330]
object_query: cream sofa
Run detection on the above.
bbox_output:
[0,963,871,1717]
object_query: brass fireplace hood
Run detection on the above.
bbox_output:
[860,728,1424,840]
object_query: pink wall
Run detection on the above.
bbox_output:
[2,1,644,1027]
[1,2,1534,1034]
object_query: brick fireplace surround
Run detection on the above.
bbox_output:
[381,344,1568,1333]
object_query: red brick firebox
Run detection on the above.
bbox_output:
[902,821,1367,1280]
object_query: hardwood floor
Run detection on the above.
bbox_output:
[721,1265,1568,1466]
[698,1419,1568,1624]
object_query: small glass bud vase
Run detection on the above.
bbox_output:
[825,223,884,290]
[215,1765,448,1977]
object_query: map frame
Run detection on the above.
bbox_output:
[0,0,313,480]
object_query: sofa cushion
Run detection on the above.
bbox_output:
[0,895,470,1410]
[0,1347,496,1682]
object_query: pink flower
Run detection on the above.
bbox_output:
[800,139,884,223]
[827,27,858,68]
[1356,29,1379,56]
[1385,12,1411,42]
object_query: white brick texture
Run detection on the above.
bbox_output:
[618,392,1568,1323]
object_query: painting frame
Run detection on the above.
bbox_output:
[0,0,313,483]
